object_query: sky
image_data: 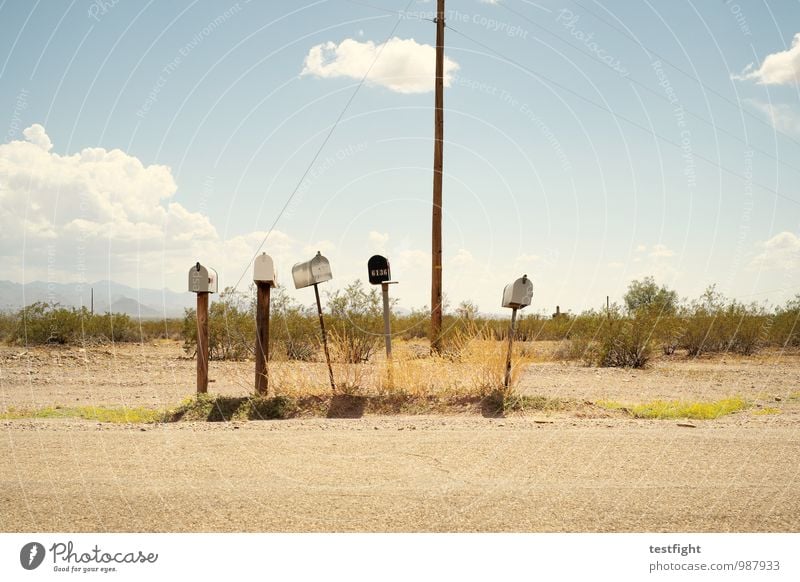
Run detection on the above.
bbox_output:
[1,0,799,316]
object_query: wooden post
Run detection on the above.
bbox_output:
[196,291,209,394]
[314,283,336,392]
[254,283,271,396]
[381,282,393,387]
[504,307,518,390]
[430,0,445,353]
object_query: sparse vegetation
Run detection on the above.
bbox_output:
[0,405,165,423]
[598,397,748,420]
[4,301,183,345]
[6,278,800,380]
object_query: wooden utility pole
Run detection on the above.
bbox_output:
[254,283,271,395]
[196,291,209,393]
[504,307,518,389]
[430,0,445,353]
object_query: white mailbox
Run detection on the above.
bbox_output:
[253,253,276,287]
[188,262,218,294]
[292,251,333,289]
[502,274,533,309]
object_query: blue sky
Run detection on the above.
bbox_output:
[1,0,799,315]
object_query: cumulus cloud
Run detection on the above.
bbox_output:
[0,124,293,288]
[303,240,335,256]
[451,248,474,266]
[747,100,800,135]
[301,37,459,94]
[649,244,675,258]
[749,231,800,271]
[733,32,800,85]
[368,230,389,253]
[22,123,53,151]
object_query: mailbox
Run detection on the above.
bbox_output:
[188,262,218,294]
[292,251,333,289]
[253,253,276,286]
[502,274,533,309]
[367,255,391,285]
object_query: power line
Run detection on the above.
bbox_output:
[498,1,800,176]
[569,0,800,151]
[229,0,417,293]
[344,0,434,22]
[444,22,800,207]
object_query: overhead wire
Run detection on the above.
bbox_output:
[569,0,800,150]
[443,22,800,207]
[228,0,417,292]
[497,1,800,176]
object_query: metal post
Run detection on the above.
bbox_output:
[196,291,209,394]
[314,283,336,392]
[381,283,392,360]
[381,282,393,388]
[430,0,445,353]
[255,282,271,396]
[504,307,518,389]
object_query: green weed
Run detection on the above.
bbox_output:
[598,397,748,419]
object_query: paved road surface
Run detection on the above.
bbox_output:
[1,416,797,532]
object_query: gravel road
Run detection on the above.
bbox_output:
[1,416,798,532]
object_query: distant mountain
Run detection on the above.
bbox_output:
[0,280,193,318]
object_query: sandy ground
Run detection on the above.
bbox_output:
[1,342,799,532]
[1,342,798,408]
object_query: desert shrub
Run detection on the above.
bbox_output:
[0,310,16,342]
[770,295,800,347]
[8,302,138,344]
[269,287,319,361]
[139,318,184,341]
[679,286,768,356]
[593,306,654,368]
[327,280,383,363]
[182,287,255,360]
[395,307,430,340]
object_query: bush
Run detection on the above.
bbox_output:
[327,280,383,363]
[9,302,138,345]
[183,287,255,361]
[270,287,319,361]
[594,306,654,368]
[679,286,769,356]
[770,295,800,347]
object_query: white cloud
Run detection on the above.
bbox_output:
[649,244,675,258]
[0,124,296,289]
[0,125,212,252]
[22,123,53,151]
[733,32,800,85]
[451,248,474,266]
[303,240,336,257]
[747,100,800,135]
[607,261,624,269]
[749,231,800,271]
[368,230,389,253]
[397,248,429,270]
[301,37,460,94]
[514,253,540,264]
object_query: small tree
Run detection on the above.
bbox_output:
[624,276,678,315]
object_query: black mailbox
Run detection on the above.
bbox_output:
[368,255,391,285]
